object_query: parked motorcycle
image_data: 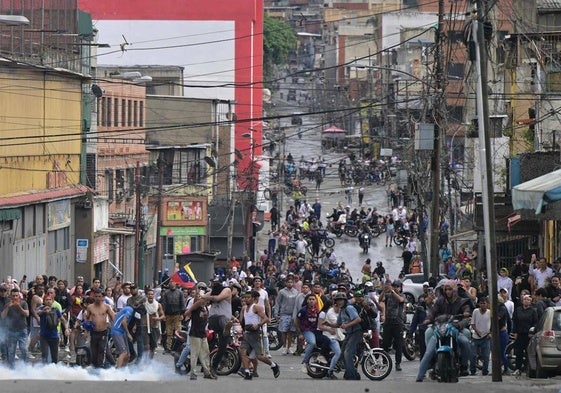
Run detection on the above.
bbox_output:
[306,332,392,381]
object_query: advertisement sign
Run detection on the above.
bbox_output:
[163,198,207,226]
[48,200,71,231]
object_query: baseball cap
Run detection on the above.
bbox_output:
[392,280,402,287]
[499,287,508,293]
[423,282,429,287]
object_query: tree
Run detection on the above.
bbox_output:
[263,14,297,82]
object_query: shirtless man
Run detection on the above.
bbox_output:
[28,284,44,355]
[85,288,115,367]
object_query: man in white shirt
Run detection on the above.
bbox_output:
[470,297,491,376]
[531,257,554,291]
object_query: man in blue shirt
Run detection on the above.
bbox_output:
[335,292,362,380]
[111,296,146,368]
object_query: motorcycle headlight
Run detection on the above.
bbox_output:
[437,323,448,335]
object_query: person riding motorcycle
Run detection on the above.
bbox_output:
[416,280,473,382]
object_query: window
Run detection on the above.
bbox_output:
[446,106,464,123]
[171,149,206,185]
[106,170,114,202]
[133,100,138,127]
[447,63,465,79]
[127,168,135,198]
[100,97,107,126]
[48,227,70,252]
[114,98,119,126]
[139,101,144,127]
[122,99,126,127]
[107,97,112,127]
[448,30,463,44]
[128,100,132,127]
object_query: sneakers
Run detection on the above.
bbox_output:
[326,372,337,380]
[253,371,259,378]
[272,364,280,378]
[190,374,197,380]
[459,369,469,377]
[301,363,308,373]
[204,372,217,380]
[243,370,253,380]
[503,369,511,376]
[395,363,402,371]
[28,354,36,360]
[282,348,292,356]
[416,377,423,382]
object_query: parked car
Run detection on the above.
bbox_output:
[527,306,561,378]
[401,273,447,304]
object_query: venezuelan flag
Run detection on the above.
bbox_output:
[170,263,197,288]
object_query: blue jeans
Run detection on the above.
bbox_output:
[343,330,362,379]
[417,333,471,380]
[499,330,509,371]
[302,330,316,364]
[327,337,341,373]
[470,337,490,374]
[6,329,28,369]
[176,336,191,367]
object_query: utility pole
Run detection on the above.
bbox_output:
[429,0,445,277]
[134,161,141,285]
[155,153,164,283]
[473,0,501,382]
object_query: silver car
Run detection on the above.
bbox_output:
[527,306,561,378]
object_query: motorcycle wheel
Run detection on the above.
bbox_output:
[361,348,392,381]
[173,352,192,373]
[403,336,417,361]
[324,238,335,248]
[268,327,283,351]
[306,351,329,379]
[436,351,457,383]
[75,353,90,368]
[345,227,358,237]
[506,341,517,371]
[210,347,241,376]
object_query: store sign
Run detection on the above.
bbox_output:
[76,239,89,263]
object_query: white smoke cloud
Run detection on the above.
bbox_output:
[0,360,183,381]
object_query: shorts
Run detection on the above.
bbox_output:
[278,315,296,333]
[241,331,264,356]
[112,334,129,355]
[142,326,160,351]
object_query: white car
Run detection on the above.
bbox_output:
[401,273,447,303]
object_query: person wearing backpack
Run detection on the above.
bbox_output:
[379,280,405,371]
[38,293,69,364]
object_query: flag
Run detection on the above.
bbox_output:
[170,263,197,288]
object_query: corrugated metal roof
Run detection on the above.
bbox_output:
[539,0,561,9]
[0,186,88,208]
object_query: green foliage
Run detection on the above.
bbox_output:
[263,15,297,79]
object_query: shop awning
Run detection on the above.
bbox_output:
[512,169,561,214]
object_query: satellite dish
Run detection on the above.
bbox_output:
[91,84,104,98]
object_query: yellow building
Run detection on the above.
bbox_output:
[0,63,88,281]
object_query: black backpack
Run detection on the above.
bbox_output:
[353,304,376,331]
[45,309,58,330]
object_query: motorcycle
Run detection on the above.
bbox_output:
[267,318,282,351]
[326,218,345,238]
[431,315,462,383]
[171,322,243,376]
[358,231,370,254]
[306,332,393,381]
[74,324,91,367]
